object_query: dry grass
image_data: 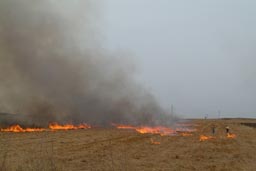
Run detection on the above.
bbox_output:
[0,119,255,171]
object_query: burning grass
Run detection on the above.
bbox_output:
[113,122,196,136]
[199,135,215,141]
[0,119,255,171]
[0,123,91,133]
[227,132,236,138]
[49,123,91,131]
[0,125,46,133]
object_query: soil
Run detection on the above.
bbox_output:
[0,118,255,171]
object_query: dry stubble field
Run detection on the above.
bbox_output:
[0,119,255,171]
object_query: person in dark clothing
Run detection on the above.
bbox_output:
[212,125,216,135]
[226,126,230,134]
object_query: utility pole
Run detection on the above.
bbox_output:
[205,114,208,120]
[171,104,174,115]
[218,110,221,119]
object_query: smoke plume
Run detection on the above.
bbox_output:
[0,0,174,126]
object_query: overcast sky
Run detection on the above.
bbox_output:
[102,0,256,118]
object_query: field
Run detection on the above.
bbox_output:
[0,119,255,171]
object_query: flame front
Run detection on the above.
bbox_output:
[114,124,176,136]
[180,132,193,136]
[136,126,176,136]
[199,135,215,141]
[1,123,91,133]
[49,123,91,130]
[114,124,195,136]
[1,125,45,133]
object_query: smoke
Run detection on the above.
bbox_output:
[0,0,174,126]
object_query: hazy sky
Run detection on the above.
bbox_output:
[103,0,256,118]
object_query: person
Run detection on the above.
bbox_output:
[212,125,216,135]
[226,126,230,134]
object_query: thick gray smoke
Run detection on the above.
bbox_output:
[0,0,174,126]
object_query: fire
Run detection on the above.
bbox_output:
[200,133,236,141]
[1,123,91,133]
[227,133,236,139]
[136,126,176,136]
[49,123,91,130]
[0,125,45,133]
[114,124,177,136]
[180,132,193,136]
[114,125,137,130]
[114,124,195,136]
[199,135,215,141]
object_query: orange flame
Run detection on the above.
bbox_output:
[49,123,91,130]
[199,135,215,141]
[0,125,45,133]
[227,133,236,139]
[114,125,137,129]
[1,123,91,133]
[114,124,176,136]
[180,132,193,136]
[136,126,176,136]
[113,124,195,136]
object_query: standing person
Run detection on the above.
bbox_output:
[212,125,216,135]
[226,126,230,134]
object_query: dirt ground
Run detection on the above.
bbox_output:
[0,118,255,171]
